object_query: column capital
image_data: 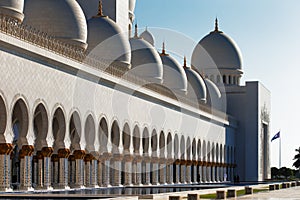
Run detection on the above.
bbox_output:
[19,145,34,159]
[112,153,123,161]
[84,153,95,162]
[143,156,152,163]
[41,147,53,157]
[0,143,13,155]
[58,148,70,158]
[186,160,193,166]
[134,155,143,162]
[123,154,134,162]
[36,151,43,159]
[73,150,85,160]
[68,155,75,161]
[51,154,59,162]
[99,152,112,161]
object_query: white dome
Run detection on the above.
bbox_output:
[191,20,242,72]
[87,15,131,67]
[205,79,224,111]
[160,50,187,93]
[140,28,154,46]
[23,0,88,50]
[184,66,207,102]
[129,37,163,83]
[0,0,24,22]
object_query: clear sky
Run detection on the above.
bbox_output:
[135,0,300,168]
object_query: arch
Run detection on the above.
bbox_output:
[216,143,219,163]
[166,132,172,158]
[69,111,81,152]
[197,139,201,161]
[220,144,223,163]
[207,141,211,162]
[122,123,131,152]
[228,75,232,84]
[99,117,109,153]
[151,129,158,153]
[33,103,49,150]
[223,145,227,163]
[111,120,120,153]
[84,114,96,153]
[211,142,215,162]
[186,137,191,160]
[174,134,179,159]
[12,98,29,144]
[192,138,196,160]
[202,140,206,161]
[0,95,7,136]
[180,135,185,159]
[133,125,140,154]
[233,76,236,85]
[222,75,226,84]
[159,131,165,157]
[142,127,149,154]
[52,107,66,150]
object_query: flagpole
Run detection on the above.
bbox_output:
[279,136,281,168]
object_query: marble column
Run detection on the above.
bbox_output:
[97,160,102,187]
[180,161,186,184]
[143,156,151,185]
[207,164,211,182]
[19,145,34,191]
[68,155,75,187]
[151,158,159,185]
[186,161,192,184]
[0,143,13,191]
[35,151,43,189]
[174,160,180,184]
[100,153,111,187]
[166,159,174,184]
[57,148,70,189]
[198,163,202,183]
[73,150,85,188]
[159,158,166,185]
[216,166,220,182]
[202,164,206,183]
[212,164,215,182]
[112,154,123,186]
[51,154,59,187]
[134,156,143,186]
[123,155,133,186]
[192,162,197,183]
[41,147,53,190]
[91,158,98,188]
[84,154,93,187]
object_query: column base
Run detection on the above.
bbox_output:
[19,186,34,191]
[55,185,70,190]
[0,187,13,192]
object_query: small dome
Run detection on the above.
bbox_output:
[140,28,155,46]
[160,45,187,93]
[0,0,24,22]
[23,0,88,50]
[129,37,163,83]
[191,19,242,72]
[205,79,224,111]
[183,60,207,102]
[87,15,131,67]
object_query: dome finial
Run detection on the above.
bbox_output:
[162,41,166,54]
[215,17,219,32]
[134,23,138,38]
[98,0,103,16]
[183,55,187,68]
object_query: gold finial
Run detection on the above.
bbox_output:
[183,56,187,68]
[162,41,166,54]
[215,17,219,32]
[98,0,103,16]
[134,23,138,38]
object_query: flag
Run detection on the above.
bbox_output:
[271,131,280,142]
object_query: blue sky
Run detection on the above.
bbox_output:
[135,0,300,168]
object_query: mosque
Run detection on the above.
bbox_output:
[0,0,270,191]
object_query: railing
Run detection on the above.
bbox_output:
[0,15,227,119]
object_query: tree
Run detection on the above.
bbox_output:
[293,147,300,169]
[271,167,279,179]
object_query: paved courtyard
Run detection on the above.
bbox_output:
[238,187,300,199]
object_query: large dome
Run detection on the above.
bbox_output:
[160,46,187,93]
[87,15,131,67]
[183,60,207,102]
[140,28,155,46]
[23,0,88,50]
[129,37,163,83]
[191,20,242,72]
[0,0,24,22]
